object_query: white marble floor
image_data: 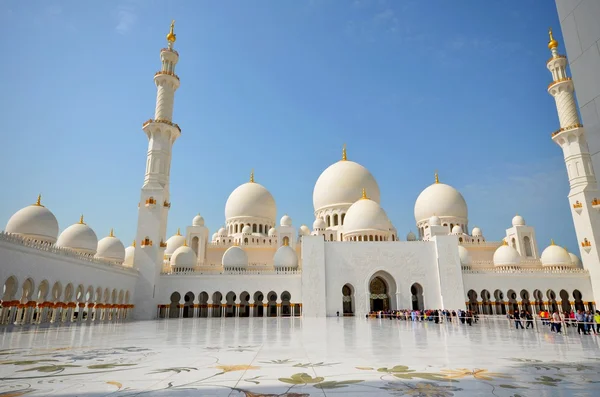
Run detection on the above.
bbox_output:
[0,317,599,396]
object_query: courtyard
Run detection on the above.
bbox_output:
[0,317,599,396]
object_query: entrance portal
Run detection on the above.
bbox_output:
[369,277,389,311]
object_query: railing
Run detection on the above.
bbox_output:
[547,54,567,64]
[142,119,181,133]
[547,76,572,89]
[161,48,179,56]
[552,123,583,137]
[0,232,137,274]
[154,70,180,81]
[161,267,300,276]
[462,265,588,274]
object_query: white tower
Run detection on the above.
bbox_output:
[133,21,181,320]
[547,28,600,306]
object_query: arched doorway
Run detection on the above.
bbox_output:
[520,290,531,314]
[411,283,424,311]
[239,291,250,317]
[183,291,195,318]
[533,289,544,312]
[559,290,570,313]
[212,292,223,317]
[573,290,584,312]
[198,291,209,318]
[481,290,492,314]
[267,291,277,317]
[467,290,478,313]
[494,289,505,315]
[369,277,388,311]
[253,291,264,317]
[507,289,518,312]
[225,291,236,317]
[547,289,558,313]
[342,284,354,316]
[169,292,181,318]
[281,291,291,316]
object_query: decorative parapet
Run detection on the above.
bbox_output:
[154,70,180,81]
[145,197,156,207]
[573,200,583,214]
[581,238,592,253]
[547,76,572,89]
[163,200,171,208]
[160,47,179,56]
[141,238,153,247]
[142,119,181,133]
[159,239,167,248]
[462,264,588,275]
[161,267,300,276]
[0,232,136,272]
[547,54,567,64]
[552,123,583,137]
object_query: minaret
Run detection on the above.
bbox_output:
[133,21,181,320]
[547,28,600,306]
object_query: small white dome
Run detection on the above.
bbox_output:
[541,241,572,267]
[451,225,463,235]
[170,244,196,268]
[493,242,521,266]
[343,196,390,233]
[222,246,248,269]
[406,231,417,241]
[5,198,59,243]
[55,217,98,255]
[192,213,205,226]
[429,215,441,226]
[225,180,277,222]
[569,252,582,268]
[273,245,298,269]
[458,245,472,266]
[268,227,277,237]
[95,230,125,262]
[414,180,468,224]
[242,225,252,234]
[512,215,526,227]
[165,230,185,255]
[313,218,326,230]
[280,214,292,227]
[313,159,381,212]
[299,224,311,236]
[471,227,482,237]
[218,227,227,237]
[123,243,135,267]
[211,232,218,241]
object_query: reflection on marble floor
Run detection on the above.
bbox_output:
[1,317,600,396]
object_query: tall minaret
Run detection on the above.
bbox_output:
[133,21,181,320]
[547,28,600,307]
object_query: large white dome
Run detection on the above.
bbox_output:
[273,245,298,269]
[170,244,196,268]
[569,252,581,268]
[225,181,276,222]
[541,241,572,267]
[123,242,135,267]
[55,216,98,255]
[457,245,472,266]
[5,197,59,243]
[222,246,248,269]
[313,159,380,212]
[95,230,125,262]
[414,180,468,223]
[343,196,389,233]
[165,230,185,256]
[493,242,520,266]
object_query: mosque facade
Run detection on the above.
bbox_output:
[0,23,598,325]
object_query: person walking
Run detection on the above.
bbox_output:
[514,310,524,329]
[594,310,600,335]
[576,310,588,335]
[525,311,534,329]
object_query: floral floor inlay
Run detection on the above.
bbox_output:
[0,317,599,396]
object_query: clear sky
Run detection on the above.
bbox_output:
[0,1,578,254]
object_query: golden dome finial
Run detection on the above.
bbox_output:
[35,194,42,206]
[550,239,555,246]
[342,143,347,161]
[109,228,114,237]
[176,227,181,236]
[79,214,85,225]
[183,239,188,247]
[250,169,255,183]
[434,170,439,184]
[167,20,176,43]
[548,27,558,50]
[502,239,507,246]
[361,187,368,200]
[132,239,136,247]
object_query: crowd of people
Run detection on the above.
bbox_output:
[365,309,478,325]
[362,307,600,336]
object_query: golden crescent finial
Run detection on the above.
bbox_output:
[35,194,42,206]
[176,227,181,236]
[342,143,347,161]
[550,239,555,245]
[250,169,255,183]
[502,239,507,246]
[167,20,176,43]
[132,240,136,247]
[183,239,188,247]
[109,228,114,237]
[548,27,558,50]
[361,188,368,200]
[434,170,439,184]
[79,214,85,224]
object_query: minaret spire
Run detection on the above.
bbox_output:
[250,169,255,183]
[546,27,600,306]
[434,170,439,184]
[342,144,347,161]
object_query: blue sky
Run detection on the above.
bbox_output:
[0,1,578,254]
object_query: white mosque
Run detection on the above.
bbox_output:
[0,24,598,325]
